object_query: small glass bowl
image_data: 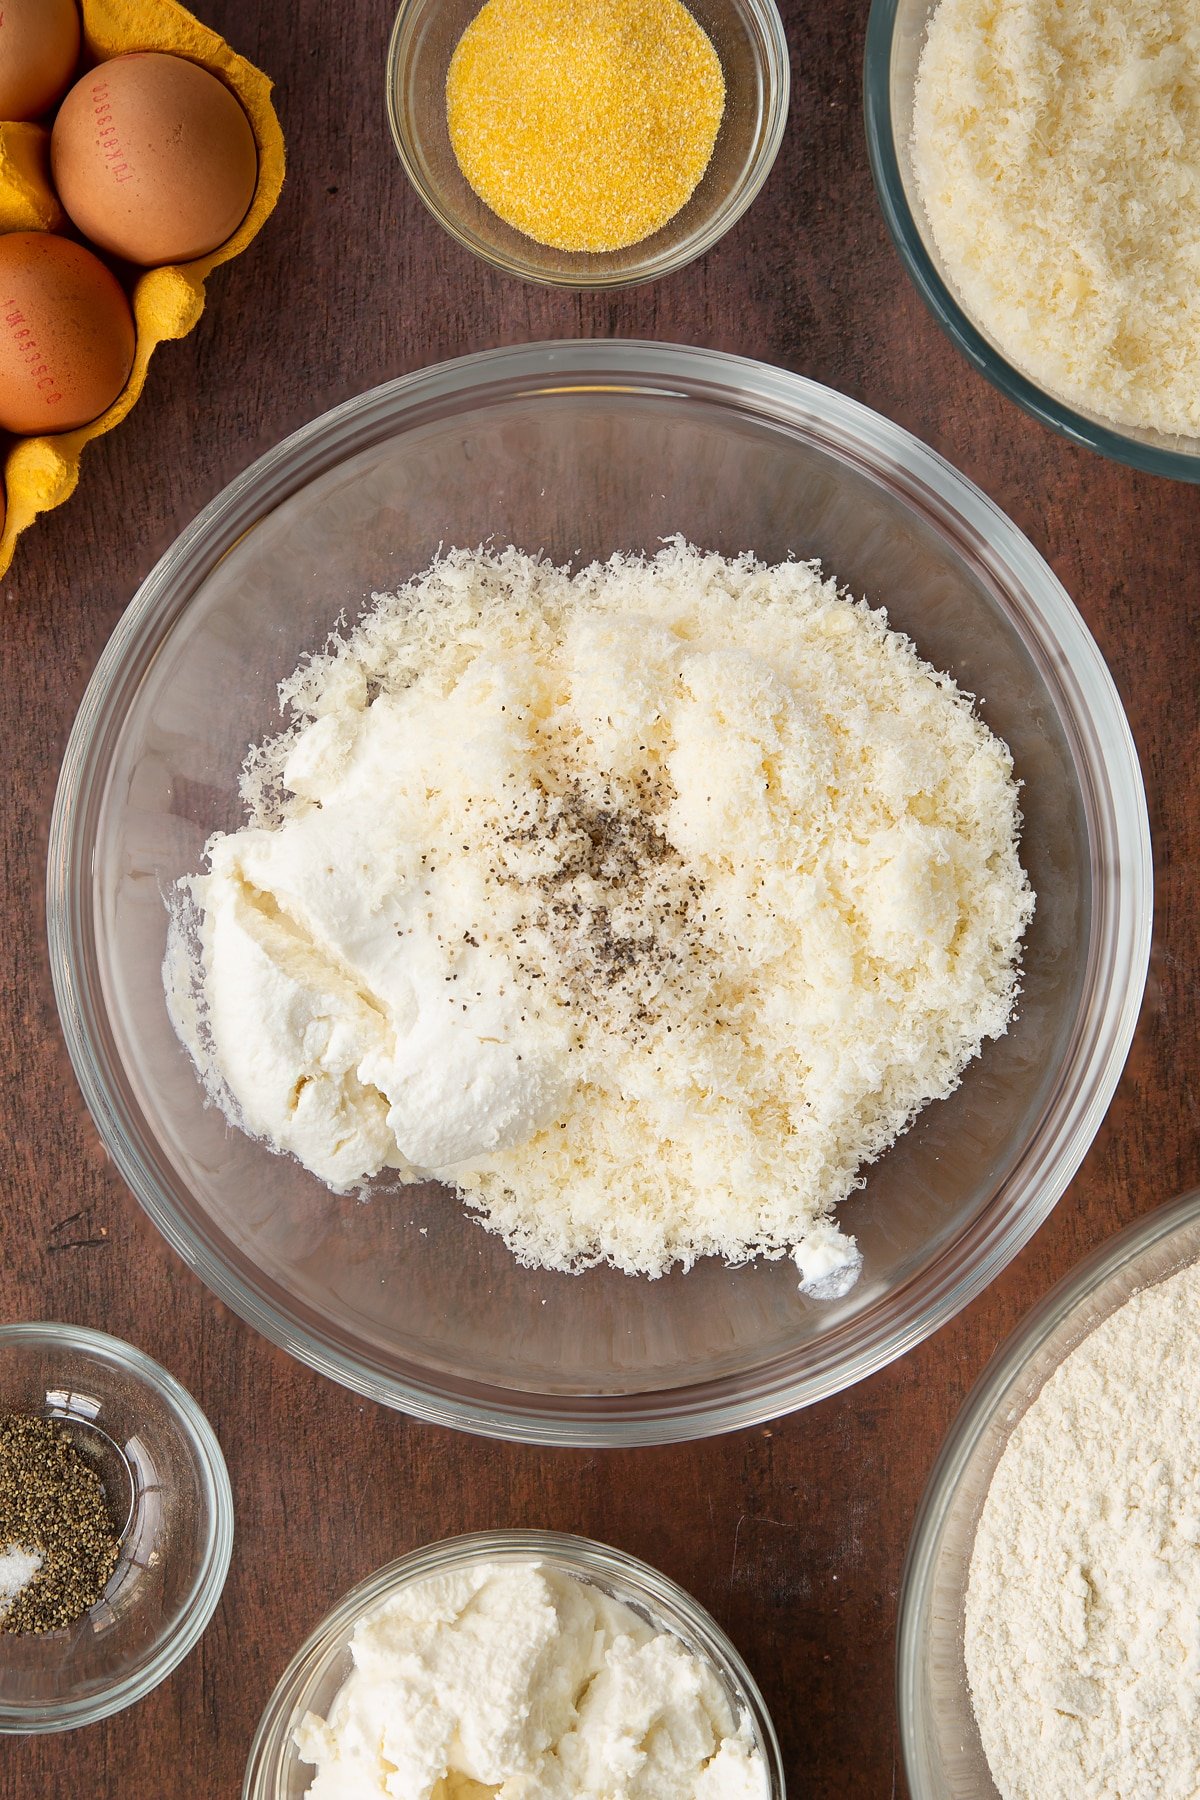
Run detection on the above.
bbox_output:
[896,1188,1200,1797]
[0,1322,234,1734]
[864,0,1200,480]
[386,0,789,288]
[244,1528,785,1799]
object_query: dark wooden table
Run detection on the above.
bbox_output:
[3,2,1196,1794]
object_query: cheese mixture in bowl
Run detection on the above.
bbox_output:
[48,345,1151,1436]
[166,540,1033,1293]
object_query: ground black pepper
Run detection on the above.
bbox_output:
[486,765,708,1036]
[0,1414,120,1634]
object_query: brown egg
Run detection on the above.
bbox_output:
[0,0,80,121]
[0,233,135,435]
[51,52,258,267]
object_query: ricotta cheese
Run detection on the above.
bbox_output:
[167,542,1033,1283]
[295,1559,770,1800]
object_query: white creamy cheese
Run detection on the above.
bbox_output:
[179,692,571,1187]
[792,1220,863,1300]
[167,543,1033,1282]
[295,1560,770,1800]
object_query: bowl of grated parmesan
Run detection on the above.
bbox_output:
[865,0,1200,478]
[47,341,1150,1444]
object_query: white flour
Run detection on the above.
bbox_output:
[966,1260,1200,1799]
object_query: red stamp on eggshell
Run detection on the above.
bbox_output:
[2,303,66,406]
[91,80,134,183]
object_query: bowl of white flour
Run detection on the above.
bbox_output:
[898,1186,1200,1799]
[47,341,1150,1443]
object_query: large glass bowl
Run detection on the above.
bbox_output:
[47,340,1150,1446]
[242,1529,785,1799]
[864,0,1200,481]
[0,1323,233,1734]
[896,1188,1200,1798]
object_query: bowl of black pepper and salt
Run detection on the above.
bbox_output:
[0,1322,233,1733]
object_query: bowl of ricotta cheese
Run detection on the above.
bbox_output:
[242,1529,783,1800]
[47,340,1150,1443]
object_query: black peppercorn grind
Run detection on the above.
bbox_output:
[0,1413,120,1634]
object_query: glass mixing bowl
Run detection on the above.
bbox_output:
[243,1529,785,1800]
[0,1323,233,1733]
[386,0,789,288]
[47,340,1150,1445]
[896,1188,1200,1798]
[864,0,1200,481]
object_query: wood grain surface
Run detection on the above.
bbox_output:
[2,2,1197,1795]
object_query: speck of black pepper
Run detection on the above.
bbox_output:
[486,763,707,1036]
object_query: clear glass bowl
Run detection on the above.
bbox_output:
[386,0,789,288]
[863,0,1200,481]
[242,1528,785,1799]
[896,1187,1200,1798]
[47,340,1151,1446]
[0,1322,233,1734]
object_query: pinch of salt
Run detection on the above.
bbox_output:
[0,1543,43,1618]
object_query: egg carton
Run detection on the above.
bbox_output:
[0,0,285,579]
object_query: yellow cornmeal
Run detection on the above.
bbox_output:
[446,0,725,253]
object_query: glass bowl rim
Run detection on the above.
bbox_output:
[862,0,1200,483]
[384,0,791,290]
[46,337,1152,1447]
[0,1319,234,1734]
[895,1186,1200,1795]
[242,1526,786,1800]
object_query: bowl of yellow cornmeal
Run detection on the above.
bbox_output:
[48,341,1150,1443]
[386,0,789,287]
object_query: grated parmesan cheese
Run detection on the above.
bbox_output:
[174,543,1034,1285]
[912,0,1200,438]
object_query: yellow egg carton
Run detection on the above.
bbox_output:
[0,0,285,578]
